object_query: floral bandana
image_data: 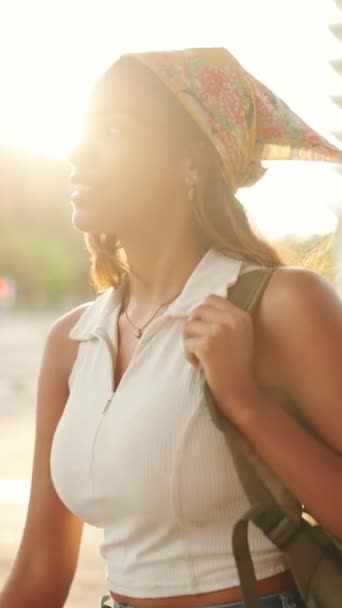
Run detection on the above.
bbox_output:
[118,47,342,193]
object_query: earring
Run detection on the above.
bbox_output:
[185,171,199,202]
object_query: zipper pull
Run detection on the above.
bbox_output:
[102,392,114,414]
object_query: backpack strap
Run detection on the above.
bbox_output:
[208,265,302,520]
[202,265,305,607]
[231,503,305,608]
[228,265,275,312]
[230,268,305,605]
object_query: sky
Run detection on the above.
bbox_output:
[0,0,341,238]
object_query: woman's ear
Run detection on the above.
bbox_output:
[183,158,199,202]
[183,158,199,181]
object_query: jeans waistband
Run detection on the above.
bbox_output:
[101,587,304,608]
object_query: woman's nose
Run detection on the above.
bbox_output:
[67,142,84,169]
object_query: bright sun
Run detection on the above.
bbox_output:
[0,72,87,159]
[0,0,340,237]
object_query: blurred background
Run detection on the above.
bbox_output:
[0,0,341,606]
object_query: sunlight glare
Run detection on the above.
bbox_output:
[0,0,340,236]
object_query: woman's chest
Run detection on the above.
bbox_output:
[51,324,250,526]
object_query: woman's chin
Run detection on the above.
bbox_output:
[71,206,105,233]
[70,201,134,235]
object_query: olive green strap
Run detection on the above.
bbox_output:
[223,266,302,519]
[228,266,276,312]
[232,503,304,608]
[200,265,307,606]
[223,266,304,606]
[231,505,261,608]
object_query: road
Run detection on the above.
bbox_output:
[0,310,108,607]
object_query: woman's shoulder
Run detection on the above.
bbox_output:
[260,265,338,316]
[236,261,322,307]
[46,286,120,385]
[239,261,335,310]
[43,302,92,382]
[45,285,116,344]
[50,301,92,342]
[253,264,341,376]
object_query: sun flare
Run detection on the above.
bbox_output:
[0,0,340,236]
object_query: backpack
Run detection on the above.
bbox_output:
[201,266,342,608]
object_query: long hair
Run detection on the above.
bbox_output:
[83,62,285,294]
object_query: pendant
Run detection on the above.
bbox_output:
[135,329,142,338]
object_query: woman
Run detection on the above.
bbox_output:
[1,47,342,608]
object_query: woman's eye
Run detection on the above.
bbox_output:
[81,123,128,143]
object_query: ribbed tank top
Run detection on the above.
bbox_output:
[50,248,288,598]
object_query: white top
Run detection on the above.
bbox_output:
[50,247,288,598]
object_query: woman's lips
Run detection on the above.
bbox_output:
[71,184,94,205]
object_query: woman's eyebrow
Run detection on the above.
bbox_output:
[84,106,143,125]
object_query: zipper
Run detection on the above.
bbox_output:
[102,392,114,414]
[93,316,168,414]
[91,327,118,415]
[90,393,113,493]
[89,315,168,496]
[88,328,118,495]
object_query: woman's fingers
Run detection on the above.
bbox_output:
[183,336,202,367]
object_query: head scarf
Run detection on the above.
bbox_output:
[118,47,342,193]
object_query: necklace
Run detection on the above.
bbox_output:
[123,280,183,339]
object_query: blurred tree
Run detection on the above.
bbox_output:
[0,143,92,308]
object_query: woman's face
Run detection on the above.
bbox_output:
[68,60,189,236]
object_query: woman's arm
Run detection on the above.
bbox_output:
[229,267,342,537]
[0,306,87,608]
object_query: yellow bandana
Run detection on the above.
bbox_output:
[119,47,342,193]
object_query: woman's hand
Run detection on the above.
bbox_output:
[182,294,261,420]
[182,272,342,538]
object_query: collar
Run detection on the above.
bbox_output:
[68,248,242,342]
